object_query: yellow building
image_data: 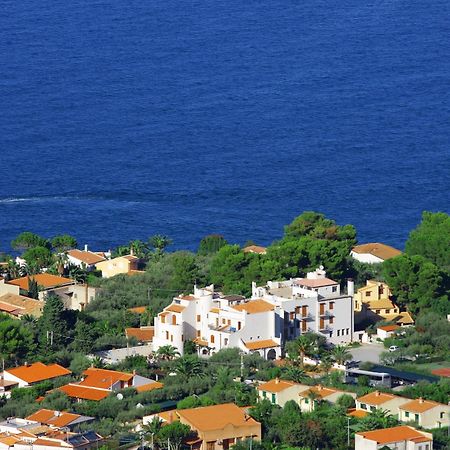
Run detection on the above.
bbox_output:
[95,255,141,278]
[144,403,261,450]
[354,280,413,326]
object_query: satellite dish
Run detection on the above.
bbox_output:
[116,393,124,400]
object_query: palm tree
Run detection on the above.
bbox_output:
[319,355,333,376]
[141,417,162,447]
[148,235,173,255]
[129,240,148,258]
[331,345,352,366]
[286,335,314,368]
[156,345,180,361]
[173,355,204,379]
[5,259,20,280]
[91,356,107,369]
[282,365,306,383]
[356,408,398,431]
[53,252,68,276]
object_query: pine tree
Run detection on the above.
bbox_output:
[38,294,68,351]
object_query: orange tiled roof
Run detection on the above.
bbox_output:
[356,426,431,444]
[68,249,106,265]
[193,337,209,347]
[128,306,148,314]
[257,379,298,393]
[136,381,164,393]
[399,398,442,413]
[431,368,450,378]
[352,243,402,260]
[233,299,274,314]
[244,339,279,350]
[26,409,82,428]
[176,403,260,432]
[347,409,369,418]
[166,304,186,313]
[5,362,71,384]
[179,295,195,301]
[378,325,400,332]
[7,274,74,290]
[0,293,43,317]
[79,368,133,389]
[125,326,154,342]
[58,384,110,401]
[298,385,339,399]
[357,391,398,406]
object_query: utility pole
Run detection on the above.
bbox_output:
[347,416,350,447]
[240,353,244,381]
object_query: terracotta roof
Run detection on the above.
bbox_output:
[244,339,279,350]
[5,362,71,384]
[399,398,442,413]
[176,403,260,432]
[431,368,450,378]
[166,304,186,313]
[125,326,154,342]
[67,249,106,265]
[257,379,298,393]
[357,391,398,406]
[352,243,402,260]
[356,426,431,444]
[178,295,195,301]
[0,293,43,317]
[347,409,369,418]
[123,255,139,261]
[233,299,274,314]
[128,306,147,314]
[193,338,209,347]
[7,274,74,290]
[378,325,400,332]
[136,381,164,393]
[298,385,339,399]
[26,409,82,428]
[32,437,72,447]
[294,277,338,288]
[58,384,110,401]
[243,245,267,254]
[79,368,133,389]
[366,299,397,309]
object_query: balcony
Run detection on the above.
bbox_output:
[319,310,334,318]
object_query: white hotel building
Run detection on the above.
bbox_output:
[152,268,354,359]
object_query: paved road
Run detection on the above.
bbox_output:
[350,343,385,364]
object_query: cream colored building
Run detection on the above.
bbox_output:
[257,379,306,407]
[297,384,356,412]
[356,391,410,417]
[95,255,140,278]
[399,398,450,429]
[351,243,402,264]
[143,403,261,450]
[355,425,432,450]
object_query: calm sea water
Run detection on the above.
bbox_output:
[1,0,449,253]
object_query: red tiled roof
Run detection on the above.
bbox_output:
[26,409,82,428]
[294,277,338,288]
[244,339,279,350]
[136,382,164,393]
[58,384,110,401]
[356,426,431,444]
[125,327,154,342]
[7,274,74,290]
[431,368,450,378]
[68,249,106,265]
[352,243,402,260]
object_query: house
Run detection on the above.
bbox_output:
[377,325,401,340]
[2,362,71,389]
[355,425,432,450]
[257,379,306,407]
[351,243,402,264]
[47,284,99,311]
[252,267,355,345]
[143,403,261,450]
[0,293,44,318]
[57,367,162,401]
[95,255,141,278]
[297,385,356,412]
[153,286,281,360]
[399,398,450,429]
[26,409,94,431]
[243,245,267,255]
[356,391,410,416]
[67,247,106,270]
[354,280,414,328]
[125,326,155,344]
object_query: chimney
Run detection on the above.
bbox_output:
[275,377,279,384]
[130,247,134,257]
[347,278,354,297]
[375,391,380,396]
[419,397,424,404]
[84,244,88,252]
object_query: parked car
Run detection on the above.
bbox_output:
[388,345,399,352]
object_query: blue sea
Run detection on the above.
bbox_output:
[1,0,449,253]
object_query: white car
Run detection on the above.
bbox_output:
[389,345,399,352]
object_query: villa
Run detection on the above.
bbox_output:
[350,243,402,264]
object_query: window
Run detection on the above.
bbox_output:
[172,315,177,325]
[295,306,300,314]
[329,317,334,324]
[170,334,173,342]
[224,338,228,346]
[405,412,410,418]
[365,291,371,297]
[228,319,231,325]
[379,285,384,294]
[337,329,340,337]
[302,320,307,332]
[197,315,201,322]
[197,330,201,337]
[262,391,266,398]
[222,318,226,324]
[332,286,337,292]
[440,412,445,419]
[290,312,295,320]
[329,302,334,310]
[305,398,309,404]
[360,404,367,410]
[415,414,419,422]
[165,331,169,340]
[302,306,308,316]
[271,393,276,404]
[181,335,184,341]
[346,328,349,335]
[320,318,325,330]
[206,442,216,450]
[375,310,380,314]
[161,315,166,324]
[320,304,325,315]
[238,321,241,330]
[210,335,215,344]
[370,406,376,412]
